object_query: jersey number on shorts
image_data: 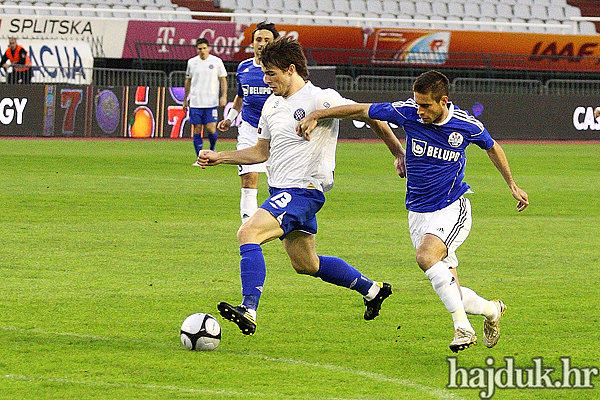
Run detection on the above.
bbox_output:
[269,192,292,209]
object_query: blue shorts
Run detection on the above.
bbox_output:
[189,107,218,125]
[260,187,325,239]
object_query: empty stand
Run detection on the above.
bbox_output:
[0,0,595,34]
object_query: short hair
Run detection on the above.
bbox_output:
[196,38,209,47]
[413,70,449,102]
[252,21,279,41]
[260,36,309,80]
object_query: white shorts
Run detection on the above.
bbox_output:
[408,196,472,269]
[237,120,267,176]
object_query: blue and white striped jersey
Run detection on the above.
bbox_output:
[236,58,272,128]
[369,99,495,213]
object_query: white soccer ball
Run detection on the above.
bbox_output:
[180,313,221,351]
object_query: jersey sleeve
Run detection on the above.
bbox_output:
[236,72,243,97]
[369,102,407,126]
[257,113,270,140]
[185,60,192,79]
[315,88,348,110]
[217,59,227,78]
[470,127,495,150]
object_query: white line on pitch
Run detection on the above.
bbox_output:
[0,326,463,400]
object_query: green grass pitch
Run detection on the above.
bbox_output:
[0,138,598,400]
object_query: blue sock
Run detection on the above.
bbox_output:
[208,133,218,151]
[240,243,266,311]
[193,134,203,155]
[314,255,373,296]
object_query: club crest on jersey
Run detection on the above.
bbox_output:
[448,132,464,147]
[294,109,306,121]
[412,139,427,157]
[209,64,214,69]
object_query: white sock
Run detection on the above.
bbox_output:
[240,188,258,223]
[363,282,381,301]
[425,262,472,331]
[461,286,498,320]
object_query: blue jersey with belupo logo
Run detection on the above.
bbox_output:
[369,99,495,213]
[236,58,272,128]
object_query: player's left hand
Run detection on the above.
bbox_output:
[395,155,406,178]
[511,186,529,212]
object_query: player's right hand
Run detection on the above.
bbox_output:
[196,150,219,169]
[217,119,231,132]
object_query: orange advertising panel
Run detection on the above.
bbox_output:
[241,24,600,72]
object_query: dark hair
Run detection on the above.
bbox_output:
[196,38,209,47]
[260,36,309,80]
[413,70,449,102]
[252,21,279,41]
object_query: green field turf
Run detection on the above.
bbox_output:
[0,138,598,400]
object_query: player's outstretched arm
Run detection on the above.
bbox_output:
[197,139,270,169]
[217,96,243,132]
[367,118,406,178]
[486,141,529,212]
[297,104,372,140]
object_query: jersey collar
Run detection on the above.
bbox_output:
[434,101,454,126]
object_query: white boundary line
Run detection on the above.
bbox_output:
[0,326,464,400]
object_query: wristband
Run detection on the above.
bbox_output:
[226,108,239,121]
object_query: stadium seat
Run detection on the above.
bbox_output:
[299,0,317,12]
[508,17,528,32]
[530,4,548,19]
[493,17,510,31]
[252,0,268,10]
[382,0,399,14]
[447,2,464,17]
[268,0,284,11]
[547,5,565,20]
[545,19,564,34]
[495,3,512,19]
[564,5,581,18]
[237,0,253,10]
[399,1,416,16]
[480,3,496,18]
[464,3,481,17]
[432,2,448,17]
[579,21,597,35]
[334,0,351,14]
[282,0,300,11]
[415,1,432,15]
[111,4,129,18]
[349,0,367,13]
[19,1,36,15]
[527,18,545,33]
[412,14,430,29]
[512,4,530,19]
[445,15,463,30]
[366,1,383,15]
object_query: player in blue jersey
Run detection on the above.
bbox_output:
[198,37,405,336]
[217,22,279,223]
[298,70,529,353]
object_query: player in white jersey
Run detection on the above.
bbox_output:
[217,22,279,223]
[197,37,405,336]
[183,38,227,161]
[298,70,529,352]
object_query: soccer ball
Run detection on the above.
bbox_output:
[180,313,221,351]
